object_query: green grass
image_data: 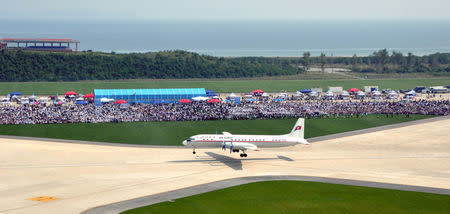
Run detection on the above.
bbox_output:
[0,115,433,146]
[1,78,449,95]
[122,180,450,214]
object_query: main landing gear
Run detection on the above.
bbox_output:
[240,152,247,158]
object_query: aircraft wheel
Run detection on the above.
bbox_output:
[193,151,196,154]
[244,154,247,157]
[240,154,243,157]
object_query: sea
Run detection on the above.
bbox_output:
[1,19,449,57]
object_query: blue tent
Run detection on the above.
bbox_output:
[75,100,88,105]
[273,98,284,101]
[301,89,312,93]
[246,99,258,102]
[10,92,22,96]
[205,90,218,97]
[222,99,233,102]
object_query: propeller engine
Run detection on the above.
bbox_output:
[230,140,234,153]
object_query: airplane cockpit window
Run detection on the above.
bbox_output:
[187,138,194,142]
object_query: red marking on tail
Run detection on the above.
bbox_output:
[294,126,302,130]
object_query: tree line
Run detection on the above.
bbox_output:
[0,50,300,81]
[0,49,448,82]
[298,49,449,74]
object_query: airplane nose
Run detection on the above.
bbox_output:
[182,140,187,146]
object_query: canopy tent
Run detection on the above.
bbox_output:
[372,91,381,96]
[301,89,312,93]
[325,91,334,96]
[341,91,350,96]
[29,94,36,99]
[228,93,237,98]
[100,98,114,103]
[114,100,127,104]
[207,99,221,103]
[222,99,233,102]
[309,91,318,96]
[178,99,192,103]
[10,92,22,96]
[389,91,398,95]
[246,99,258,102]
[278,93,287,98]
[75,100,88,105]
[76,97,84,101]
[347,88,360,92]
[205,90,218,97]
[253,89,264,94]
[357,91,366,96]
[294,91,303,97]
[406,90,417,96]
[192,96,209,101]
[272,98,284,101]
[261,93,269,97]
[65,91,77,96]
[83,94,94,98]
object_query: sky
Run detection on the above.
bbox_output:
[1,0,449,21]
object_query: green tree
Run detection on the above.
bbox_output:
[302,52,310,72]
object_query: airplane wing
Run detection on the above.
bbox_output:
[232,142,260,151]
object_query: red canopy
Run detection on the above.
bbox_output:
[179,99,192,103]
[114,100,127,104]
[208,99,221,103]
[347,88,360,92]
[253,89,264,94]
[83,94,94,98]
[65,91,77,96]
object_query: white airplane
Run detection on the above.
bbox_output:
[182,118,309,157]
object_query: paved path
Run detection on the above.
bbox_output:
[83,175,450,214]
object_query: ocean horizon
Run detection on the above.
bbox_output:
[1,20,449,57]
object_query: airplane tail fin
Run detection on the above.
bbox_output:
[289,118,305,139]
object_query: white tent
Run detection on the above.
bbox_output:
[278,93,287,98]
[406,90,416,96]
[294,91,303,97]
[229,93,237,98]
[244,94,253,98]
[325,91,334,96]
[357,91,365,96]
[100,98,115,103]
[372,91,381,96]
[192,96,209,101]
[309,91,318,97]
[388,91,398,99]
[341,91,350,96]
[262,93,269,97]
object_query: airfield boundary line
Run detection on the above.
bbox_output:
[0,115,448,148]
[81,175,450,214]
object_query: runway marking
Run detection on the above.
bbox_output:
[28,196,58,202]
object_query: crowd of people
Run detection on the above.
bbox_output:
[0,99,449,125]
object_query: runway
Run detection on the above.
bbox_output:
[0,117,449,214]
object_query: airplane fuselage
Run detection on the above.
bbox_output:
[183,134,306,148]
